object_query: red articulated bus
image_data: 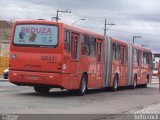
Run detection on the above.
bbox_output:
[130,44,152,88]
[9,20,152,95]
[104,37,152,91]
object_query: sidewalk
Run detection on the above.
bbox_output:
[129,102,160,114]
[152,76,159,84]
[0,76,8,82]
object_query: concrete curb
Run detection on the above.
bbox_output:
[0,79,9,82]
[151,82,159,85]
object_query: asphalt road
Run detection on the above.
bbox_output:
[0,78,160,120]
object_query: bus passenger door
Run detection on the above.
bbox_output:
[96,40,103,88]
[120,46,127,86]
[69,33,80,89]
[137,50,141,84]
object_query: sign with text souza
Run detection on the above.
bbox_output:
[14,24,58,46]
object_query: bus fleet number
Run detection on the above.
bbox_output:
[41,56,57,61]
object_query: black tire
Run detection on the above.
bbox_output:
[4,75,8,79]
[78,74,87,96]
[143,83,147,88]
[143,76,149,88]
[131,76,137,89]
[112,75,118,92]
[34,86,50,93]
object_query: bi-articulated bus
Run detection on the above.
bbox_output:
[9,20,152,95]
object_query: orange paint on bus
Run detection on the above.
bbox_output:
[9,20,152,95]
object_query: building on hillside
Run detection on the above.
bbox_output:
[0,20,12,75]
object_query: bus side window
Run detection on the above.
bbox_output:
[133,49,137,63]
[71,34,79,59]
[121,46,126,64]
[90,37,96,56]
[137,50,140,66]
[97,42,102,62]
[82,34,90,56]
[142,52,147,64]
[146,52,150,65]
[112,43,120,61]
[112,43,116,60]
[116,44,120,60]
[64,30,70,52]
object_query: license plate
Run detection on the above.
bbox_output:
[28,75,38,80]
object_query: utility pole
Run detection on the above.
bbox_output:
[104,19,107,36]
[133,36,141,44]
[54,9,71,22]
[104,18,115,36]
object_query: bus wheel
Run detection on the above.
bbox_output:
[143,76,149,88]
[78,74,87,96]
[112,75,118,92]
[34,86,50,93]
[131,76,137,89]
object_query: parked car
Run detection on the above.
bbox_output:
[3,69,9,79]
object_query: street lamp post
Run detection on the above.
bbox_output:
[72,19,86,25]
[133,36,141,44]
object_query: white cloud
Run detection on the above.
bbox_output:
[0,0,160,52]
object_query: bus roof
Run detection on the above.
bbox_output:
[132,44,152,52]
[14,20,104,40]
[110,37,128,46]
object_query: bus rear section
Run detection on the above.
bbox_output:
[9,20,71,93]
[104,37,152,90]
[127,44,152,88]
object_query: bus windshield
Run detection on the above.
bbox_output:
[13,24,58,47]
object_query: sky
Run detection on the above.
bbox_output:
[0,0,160,53]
